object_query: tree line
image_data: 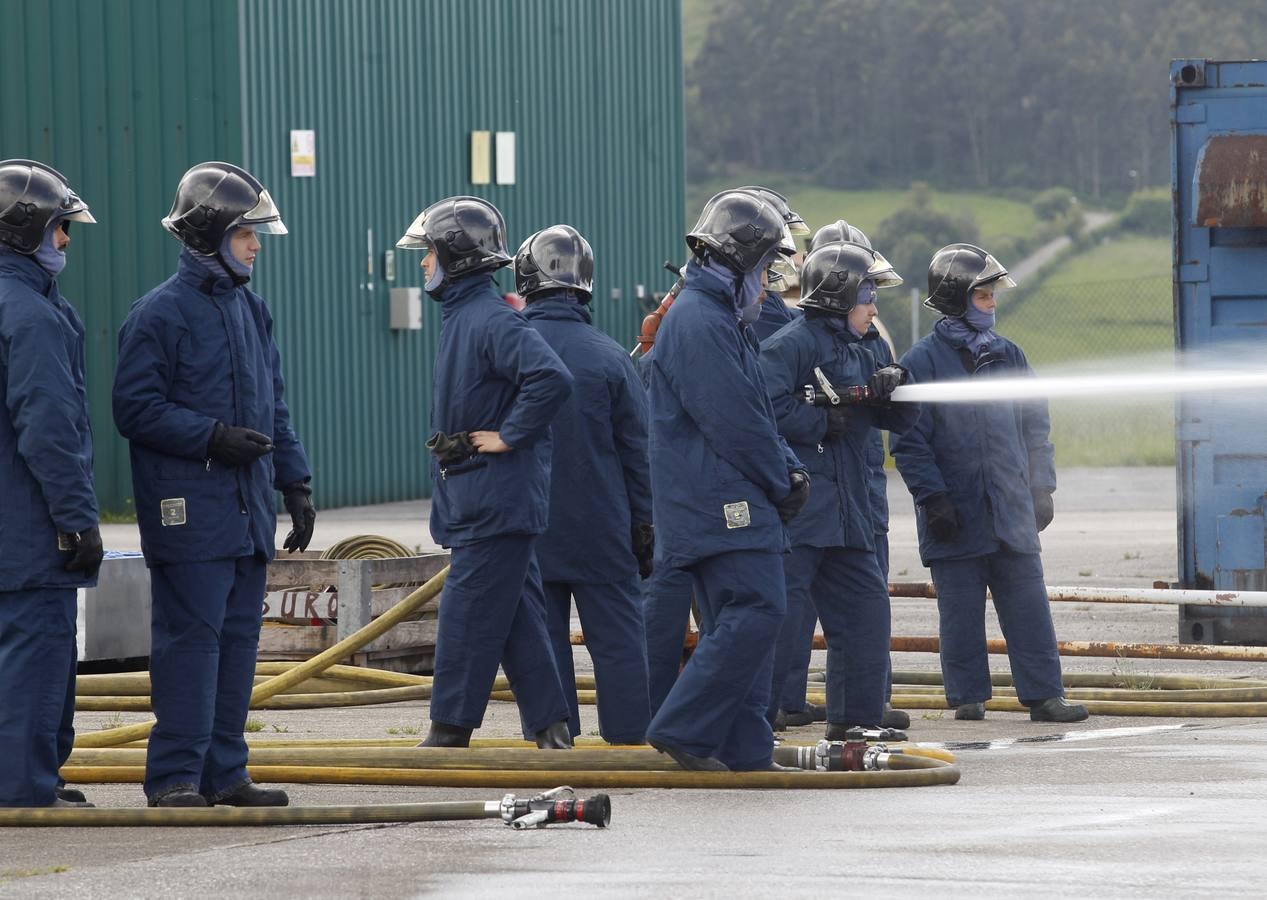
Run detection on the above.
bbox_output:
[687,0,1267,200]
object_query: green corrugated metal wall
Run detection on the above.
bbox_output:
[2,0,684,512]
[0,0,244,511]
[240,0,685,507]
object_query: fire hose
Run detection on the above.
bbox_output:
[63,560,958,803]
[0,785,609,829]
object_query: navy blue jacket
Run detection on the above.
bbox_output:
[891,327,1056,563]
[525,293,651,583]
[760,314,917,551]
[0,251,98,591]
[647,264,801,570]
[860,327,894,535]
[428,273,573,548]
[113,251,311,567]
[752,290,801,343]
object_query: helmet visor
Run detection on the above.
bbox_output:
[784,211,811,237]
[62,209,96,225]
[971,253,1015,291]
[868,251,904,289]
[237,189,287,234]
[396,210,432,250]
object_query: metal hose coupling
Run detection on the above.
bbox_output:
[803,367,874,407]
[489,786,612,829]
[782,734,902,772]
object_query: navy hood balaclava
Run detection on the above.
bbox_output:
[33,218,68,277]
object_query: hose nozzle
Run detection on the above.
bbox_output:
[499,786,611,829]
[803,367,873,407]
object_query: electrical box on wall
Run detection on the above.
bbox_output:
[389,286,422,331]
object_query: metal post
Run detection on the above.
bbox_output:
[336,559,373,649]
[909,287,920,351]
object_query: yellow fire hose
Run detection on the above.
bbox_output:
[58,762,957,792]
[73,565,449,748]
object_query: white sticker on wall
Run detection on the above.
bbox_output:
[495,131,516,185]
[290,130,316,177]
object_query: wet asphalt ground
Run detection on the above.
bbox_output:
[7,467,1266,898]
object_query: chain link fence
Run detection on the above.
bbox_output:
[884,275,1175,466]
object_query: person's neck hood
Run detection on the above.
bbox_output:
[524,290,592,323]
[0,246,54,295]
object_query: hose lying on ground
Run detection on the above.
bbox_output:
[73,565,449,748]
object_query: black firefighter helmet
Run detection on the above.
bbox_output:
[162,161,286,254]
[0,159,96,254]
[396,195,512,280]
[514,224,595,302]
[923,243,1016,317]
[685,190,794,274]
[808,219,872,253]
[799,241,903,316]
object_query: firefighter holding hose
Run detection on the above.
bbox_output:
[759,239,917,738]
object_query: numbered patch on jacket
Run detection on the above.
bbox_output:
[160,498,187,527]
[723,501,751,529]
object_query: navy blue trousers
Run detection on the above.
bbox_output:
[930,550,1065,707]
[642,564,695,718]
[0,588,77,807]
[544,578,651,744]
[646,550,785,771]
[430,534,568,735]
[772,545,889,727]
[774,533,892,714]
[145,556,265,801]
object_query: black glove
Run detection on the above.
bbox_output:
[207,422,273,467]
[425,430,476,466]
[63,526,104,577]
[823,404,857,442]
[866,364,908,402]
[923,493,960,542]
[1032,489,1054,532]
[631,523,655,580]
[282,482,316,553]
[776,470,811,524]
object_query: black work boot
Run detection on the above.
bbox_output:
[955,702,986,721]
[1029,697,1090,723]
[418,722,474,748]
[534,720,574,749]
[648,737,729,771]
[212,782,289,807]
[780,702,827,727]
[46,797,94,808]
[882,704,911,730]
[148,788,208,808]
[56,786,89,804]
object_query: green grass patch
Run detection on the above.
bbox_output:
[686,173,1041,248]
[998,236,1171,366]
[998,235,1174,465]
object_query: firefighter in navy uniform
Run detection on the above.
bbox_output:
[644,190,807,771]
[113,162,316,807]
[759,240,918,737]
[398,196,574,750]
[519,225,654,744]
[0,159,102,808]
[891,244,1088,723]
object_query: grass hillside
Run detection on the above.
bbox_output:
[998,236,1174,466]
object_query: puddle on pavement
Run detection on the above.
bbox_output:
[923,723,1209,752]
